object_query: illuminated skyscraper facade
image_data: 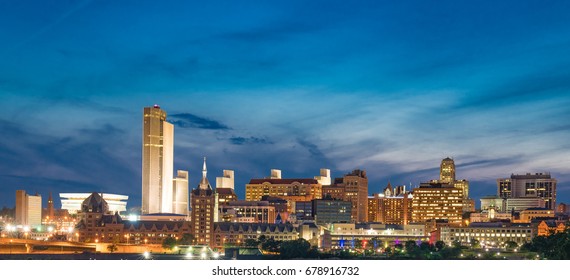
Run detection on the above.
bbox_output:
[172,170,189,215]
[440,157,456,184]
[142,105,174,214]
[497,173,557,210]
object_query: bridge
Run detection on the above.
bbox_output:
[0,238,96,254]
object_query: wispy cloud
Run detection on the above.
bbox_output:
[229,136,273,145]
[169,113,230,130]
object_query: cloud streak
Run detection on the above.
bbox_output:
[169,113,230,130]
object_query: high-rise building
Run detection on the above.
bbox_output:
[215,170,238,211]
[314,169,331,186]
[412,182,464,224]
[376,184,413,225]
[15,190,42,227]
[142,105,174,214]
[367,196,379,223]
[15,190,27,225]
[172,170,189,215]
[440,157,456,184]
[331,170,368,223]
[190,158,215,247]
[497,173,557,210]
[216,170,235,190]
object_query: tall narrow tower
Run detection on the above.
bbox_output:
[191,158,215,247]
[47,192,55,221]
[440,157,456,184]
[142,105,174,214]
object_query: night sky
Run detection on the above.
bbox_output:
[1,0,569,209]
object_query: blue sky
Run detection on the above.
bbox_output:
[1,0,569,209]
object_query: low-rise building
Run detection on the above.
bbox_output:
[516,208,555,223]
[440,222,534,247]
[537,220,567,236]
[212,222,299,251]
[321,223,428,250]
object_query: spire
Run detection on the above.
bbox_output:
[202,157,207,179]
[198,157,212,190]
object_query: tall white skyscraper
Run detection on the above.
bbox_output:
[142,105,174,214]
[172,170,189,215]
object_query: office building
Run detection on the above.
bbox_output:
[367,196,379,222]
[190,158,215,247]
[505,197,546,212]
[216,170,235,190]
[219,201,276,223]
[172,170,189,215]
[440,222,534,247]
[375,183,413,225]
[313,198,351,225]
[327,169,368,223]
[215,170,238,207]
[440,157,456,183]
[15,190,27,225]
[497,173,557,210]
[245,169,322,212]
[142,105,174,214]
[14,190,42,227]
[412,182,464,224]
[314,169,331,186]
[294,201,313,222]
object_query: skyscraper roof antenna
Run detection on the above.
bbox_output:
[202,157,207,179]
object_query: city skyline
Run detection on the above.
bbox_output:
[1,0,570,208]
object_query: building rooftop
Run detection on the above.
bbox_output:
[510,173,552,179]
[248,178,319,184]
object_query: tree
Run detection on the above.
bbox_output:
[404,240,417,253]
[435,241,446,251]
[505,241,518,251]
[107,243,118,253]
[469,239,480,249]
[244,238,260,247]
[162,237,177,251]
[261,237,281,253]
[280,239,311,259]
[178,234,195,245]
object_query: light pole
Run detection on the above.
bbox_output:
[10,239,12,255]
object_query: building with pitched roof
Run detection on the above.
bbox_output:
[213,222,299,251]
